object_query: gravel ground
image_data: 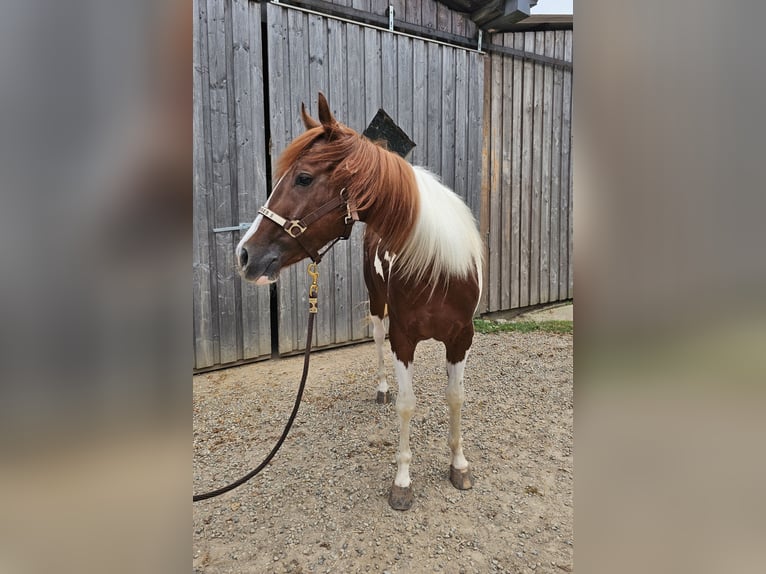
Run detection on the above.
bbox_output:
[193,330,573,573]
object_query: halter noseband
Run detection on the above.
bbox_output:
[257,188,357,263]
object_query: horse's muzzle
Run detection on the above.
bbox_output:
[239,246,280,284]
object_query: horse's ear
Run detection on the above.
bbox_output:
[317,92,337,130]
[301,102,320,130]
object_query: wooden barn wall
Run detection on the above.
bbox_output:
[193,0,573,370]
[265,1,484,355]
[193,0,271,369]
[320,0,478,38]
[481,29,573,314]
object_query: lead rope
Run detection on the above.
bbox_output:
[193,263,320,502]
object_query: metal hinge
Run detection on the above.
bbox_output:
[212,223,251,233]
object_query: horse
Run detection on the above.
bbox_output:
[235,93,483,510]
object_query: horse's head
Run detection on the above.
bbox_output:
[236,93,357,284]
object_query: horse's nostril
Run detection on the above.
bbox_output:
[239,247,248,268]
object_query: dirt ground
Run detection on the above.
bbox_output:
[193,329,573,573]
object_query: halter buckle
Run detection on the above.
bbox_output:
[285,220,307,238]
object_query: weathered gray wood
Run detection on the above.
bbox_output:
[548,30,563,303]
[207,0,239,365]
[406,0,421,27]
[437,3,451,32]
[510,33,523,310]
[530,31,544,306]
[346,23,367,341]
[518,32,534,309]
[193,0,215,369]
[562,30,572,300]
[499,34,512,311]
[422,0,437,29]
[426,41,442,174]
[478,53,491,315]
[307,13,336,348]
[276,7,310,354]
[487,51,502,312]
[539,30,554,304]
[440,47,456,190]
[327,18,351,344]
[396,35,414,149]
[453,49,468,202]
[381,29,398,121]
[466,52,483,232]
[411,39,428,167]
[233,0,270,360]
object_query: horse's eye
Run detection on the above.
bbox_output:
[295,173,313,187]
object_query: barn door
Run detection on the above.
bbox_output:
[193,0,271,369]
[264,1,484,355]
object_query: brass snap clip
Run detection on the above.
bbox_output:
[307,262,319,313]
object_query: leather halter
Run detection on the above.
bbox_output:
[257,188,358,263]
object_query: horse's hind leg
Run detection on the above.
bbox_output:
[446,332,474,490]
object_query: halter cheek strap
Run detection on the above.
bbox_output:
[257,188,357,263]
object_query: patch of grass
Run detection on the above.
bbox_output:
[473,318,573,335]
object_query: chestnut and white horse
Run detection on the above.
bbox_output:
[236,93,483,510]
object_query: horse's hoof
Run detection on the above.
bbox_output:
[376,390,391,404]
[388,483,414,510]
[449,465,474,490]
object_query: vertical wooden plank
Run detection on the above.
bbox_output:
[396,35,414,152]
[478,53,491,314]
[453,49,468,200]
[193,0,214,368]
[411,39,428,167]
[466,52,484,228]
[510,33,523,309]
[327,18,351,345]
[405,0,421,27]
[519,32,534,308]
[500,35,513,311]
[549,30,563,302]
[487,49,502,312]
[539,31,554,304]
[437,3,451,33]
[277,7,311,354]
[530,31,544,306]
[426,41,442,174]
[306,12,335,348]
[233,0,270,360]
[381,29,398,122]
[440,47,456,190]
[207,0,238,364]
[421,0,437,29]
[350,0,371,14]
[452,9,465,38]
[561,30,573,300]
[346,22,367,341]
[391,0,406,26]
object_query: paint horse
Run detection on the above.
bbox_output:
[236,93,483,510]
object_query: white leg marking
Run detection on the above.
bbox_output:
[393,356,416,488]
[371,315,388,394]
[373,247,385,280]
[446,357,469,470]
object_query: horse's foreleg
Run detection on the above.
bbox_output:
[446,352,474,490]
[371,315,390,404]
[388,350,416,510]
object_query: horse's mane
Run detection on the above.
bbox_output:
[276,125,419,255]
[277,125,482,287]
